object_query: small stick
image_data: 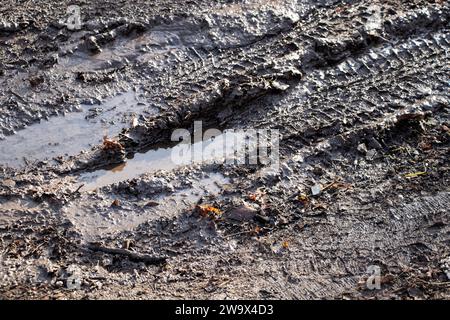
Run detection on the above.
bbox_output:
[72,184,85,195]
[9,89,28,103]
[87,243,167,265]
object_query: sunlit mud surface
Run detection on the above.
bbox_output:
[66,172,229,238]
[0,0,449,300]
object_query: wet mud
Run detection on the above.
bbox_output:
[0,0,449,299]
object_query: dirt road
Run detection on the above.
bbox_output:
[0,0,449,299]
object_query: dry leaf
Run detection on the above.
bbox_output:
[103,135,124,151]
[198,205,222,218]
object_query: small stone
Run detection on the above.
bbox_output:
[311,184,322,196]
[271,80,289,91]
[357,143,368,154]
[85,36,101,53]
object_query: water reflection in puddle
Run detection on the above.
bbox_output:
[79,130,248,191]
[0,91,157,167]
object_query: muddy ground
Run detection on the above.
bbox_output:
[0,0,449,300]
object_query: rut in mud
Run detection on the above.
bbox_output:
[0,0,449,299]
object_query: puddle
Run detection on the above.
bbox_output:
[78,130,248,191]
[0,91,157,167]
[65,172,229,238]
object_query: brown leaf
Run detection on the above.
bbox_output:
[198,205,222,218]
[103,136,124,151]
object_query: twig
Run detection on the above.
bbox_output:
[71,184,84,195]
[9,89,28,103]
[87,243,167,265]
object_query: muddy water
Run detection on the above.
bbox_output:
[78,130,247,191]
[0,91,157,167]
